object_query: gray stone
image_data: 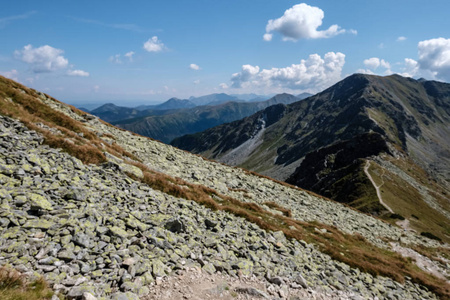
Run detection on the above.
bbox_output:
[73,233,91,248]
[82,292,97,300]
[110,292,140,300]
[164,218,185,233]
[205,218,218,229]
[67,286,96,299]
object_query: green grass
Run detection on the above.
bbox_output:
[367,158,450,244]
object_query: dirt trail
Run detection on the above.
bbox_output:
[364,160,393,213]
[364,160,416,232]
[143,267,358,300]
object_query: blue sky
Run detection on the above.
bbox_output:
[1,1,449,106]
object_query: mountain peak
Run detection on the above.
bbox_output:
[173,74,450,243]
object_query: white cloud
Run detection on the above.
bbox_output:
[363,57,391,70]
[355,68,375,75]
[263,3,347,41]
[361,57,392,75]
[220,83,229,89]
[14,44,69,73]
[67,69,89,77]
[363,58,381,70]
[397,36,407,42]
[93,85,100,93]
[0,11,36,29]
[189,63,200,70]
[0,69,18,81]
[398,58,419,77]
[230,52,345,92]
[109,54,122,64]
[193,79,200,84]
[417,37,450,81]
[125,51,135,62]
[143,36,165,52]
[231,65,260,87]
[263,33,273,41]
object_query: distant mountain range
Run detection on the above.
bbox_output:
[114,93,308,143]
[172,74,450,240]
[88,93,269,123]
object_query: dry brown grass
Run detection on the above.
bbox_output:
[0,76,141,165]
[263,201,292,217]
[128,162,450,299]
[0,266,53,300]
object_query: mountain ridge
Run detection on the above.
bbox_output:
[172,74,450,240]
[114,93,304,143]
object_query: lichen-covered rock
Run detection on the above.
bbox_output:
[28,193,53,210]
[23,219,54,229]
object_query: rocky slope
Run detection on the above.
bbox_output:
[172,74,450,241]
[0,75,449,299]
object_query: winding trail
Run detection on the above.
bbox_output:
[364,160,394,213]
[364,160,416,232]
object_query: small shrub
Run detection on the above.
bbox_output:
[420,232,442,242]
[389,213,405,220]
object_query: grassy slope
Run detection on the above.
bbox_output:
[368,158,450,244]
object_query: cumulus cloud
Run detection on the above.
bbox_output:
[397,36,407,42]
[219,83,229,89]
[398,58,419,78]
[363,57,391,70]
[358,57,392,75]
[67,69,89,77]
[263,3,347,41]
[143,36,165,52]
[231,65,260,87]
[230,52,345,92]
[363,58,381,70]
[125,51,135,62]
[263,33,273,41]
[189,63,200,70]
[14,44,69,73]
[417,37,450,80]
[0,69,18,81]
